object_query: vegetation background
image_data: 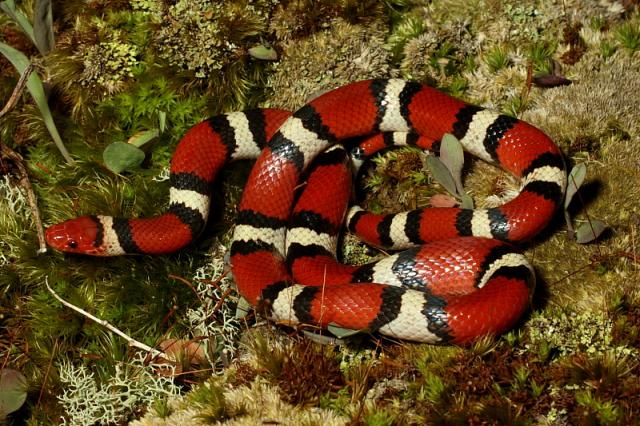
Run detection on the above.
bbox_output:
[0,0,639,424]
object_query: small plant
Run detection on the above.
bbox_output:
[615,21,640,52]
[363,407,397,426]
[189,379,228,423]
[418,372,446,404]
[563,163,607,243]
[425,133,474,209]
[387,14,427,60]
[575,390,621,424]
[600,41,617,59]
[0,0,73,163]
[527,41,556,74]
[484,46,510,73]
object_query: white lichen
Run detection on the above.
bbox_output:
[57,353,181,425]
[183,244,243,367]
[526,311,637,359]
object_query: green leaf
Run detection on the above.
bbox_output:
[327,323,362,338]
[103,142,145,173]
[439,133,465,194]
[0,1,36,47]
[565,163,586,209]
[248,44,278,61]
[460,193,474,209]
[0,42,74,164]
[127,128,159,148]
[0,368,27,416]
[235,297,251,319]
[426,155,458,198]
[575,220,607,244]
[33,0,54,55]
[302,330,344,345]
[158,111,166,134]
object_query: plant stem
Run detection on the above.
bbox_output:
[45,278,175,363]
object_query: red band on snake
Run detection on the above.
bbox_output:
[45,79,566,344]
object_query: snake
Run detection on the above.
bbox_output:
[45,79,566,344]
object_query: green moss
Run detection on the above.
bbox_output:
[265,19,394,110]
[526,310,635,359]
[79,40,140,92]
[614,20,640,52]
[154,0,272,79]
[484,45,511,73]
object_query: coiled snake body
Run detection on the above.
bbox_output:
[46,79,566,344]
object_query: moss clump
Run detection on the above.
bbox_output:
[79,41,140,93]
[522,51,640,154]
[154,0,274,79]
[269,0,386,41]
[131,372,349,425]
[265,19,395,110]
[526,310,636,359]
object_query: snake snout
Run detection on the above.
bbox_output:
[45,216,104,255]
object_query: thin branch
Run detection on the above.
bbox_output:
[37,338,58,406]
[0,142,47,253]
[45,277,175,363]
[0,64,34,119]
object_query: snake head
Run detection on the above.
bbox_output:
[45,216,106,255]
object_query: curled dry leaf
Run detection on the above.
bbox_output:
[532,74,572,88]
[158,339,207,369]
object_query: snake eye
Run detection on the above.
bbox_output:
[68,241,78,249]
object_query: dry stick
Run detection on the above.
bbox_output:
[0,143,48,253]
[44,277,175,363]
[0,64,34,119]
[37,338,58,406]
[0,64,48,253]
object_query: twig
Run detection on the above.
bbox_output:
[0,64,34,119]
[0,63,47,253]
[37,338,58,406]
[44,277,175,363]
[0,142,47,253]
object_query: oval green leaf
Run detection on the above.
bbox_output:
[575,219,607,244]
[426,155,458,198]
[103,142,145,173]
[439,133,465,193]
[564,163,586,209]
[0,368,27,416]
[127,128,159,148]
[248,45,278,61]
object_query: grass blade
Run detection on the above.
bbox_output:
[0,0,36,47]
[33,0,54,55]
[0,42,74,164]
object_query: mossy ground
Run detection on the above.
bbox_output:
[1,0,639,424]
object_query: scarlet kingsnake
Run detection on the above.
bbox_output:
[46,79,566,344]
